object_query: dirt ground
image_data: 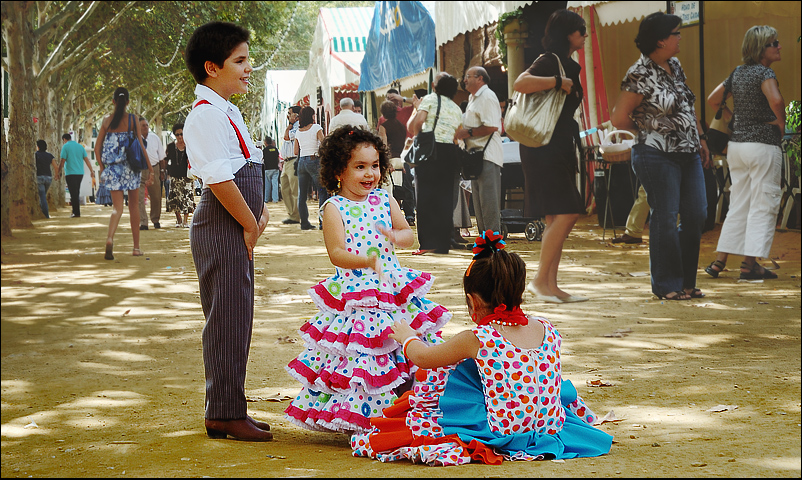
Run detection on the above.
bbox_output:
[1,199,800,478]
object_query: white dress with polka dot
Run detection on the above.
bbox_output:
[285,189,451,433]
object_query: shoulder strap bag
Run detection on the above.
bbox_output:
[459,132,495,180]
[125,114,148,172]
[707,66,738,155]
[504,53,567,148]
[404,95,441,167]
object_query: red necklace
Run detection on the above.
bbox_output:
[476,304,529,327]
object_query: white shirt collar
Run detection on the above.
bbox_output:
[470,84,489,101]
[194,84,233,112]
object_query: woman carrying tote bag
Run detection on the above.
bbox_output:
[512,9,588,303]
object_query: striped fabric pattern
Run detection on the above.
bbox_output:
[190,164,264,419]
[321,7,372,52]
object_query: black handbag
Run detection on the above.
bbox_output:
[126,114,148,172]
[404,95,441,167]
[707,67,738,155]
[459,132,495,181]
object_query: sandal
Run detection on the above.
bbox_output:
[412,249,435,256]
[104,242,114,261]
[132,248,144,257]
[656,290,692,300]
[739,262,777,280]
[704,260,726,278]
[686,288,705,298]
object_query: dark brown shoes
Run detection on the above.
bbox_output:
[205,418,273,441]
[611,234,642,244]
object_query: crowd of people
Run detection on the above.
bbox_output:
[30,10,788,466]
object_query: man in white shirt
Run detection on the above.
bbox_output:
[138,116,166,229]
[280,105,302,224]
[455,66,503,233]
[327,97,368,133]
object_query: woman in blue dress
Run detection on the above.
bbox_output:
[94,87,153,260]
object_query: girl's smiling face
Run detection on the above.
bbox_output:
[337,143,381,201]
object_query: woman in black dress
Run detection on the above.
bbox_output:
[165,123,195,227]
[513,9,588,304]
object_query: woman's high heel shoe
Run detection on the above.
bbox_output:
[704,260,725,278]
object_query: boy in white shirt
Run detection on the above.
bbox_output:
[183,21,271,442]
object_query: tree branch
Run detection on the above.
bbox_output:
[37,1,101,75]
[33,1,79,40]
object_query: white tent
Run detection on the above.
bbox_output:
[293,7,373,112]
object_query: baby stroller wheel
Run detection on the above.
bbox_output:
[525,221,543,242]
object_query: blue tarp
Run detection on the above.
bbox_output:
[358,1,435,92]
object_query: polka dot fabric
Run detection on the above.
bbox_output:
[473,318,568,436]
[285,189,451,433]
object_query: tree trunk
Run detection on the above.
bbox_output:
[3,1,37,231]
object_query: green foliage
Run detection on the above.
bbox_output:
[494,9,526,68]
[786,100,801,177]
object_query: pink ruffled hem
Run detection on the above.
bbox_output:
[287,357,411,394]
[299,306,450,353]
[286,403,371,432]
[310,272,433,313]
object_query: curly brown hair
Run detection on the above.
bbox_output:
[318,126,390,193]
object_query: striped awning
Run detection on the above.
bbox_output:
[320,7,373,53]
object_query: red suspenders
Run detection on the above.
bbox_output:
[192,99,251,159]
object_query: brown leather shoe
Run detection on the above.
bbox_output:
[247,415,271,431]
[611,234,642,244]
[205,418,273,441]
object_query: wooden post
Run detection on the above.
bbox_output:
[503,19,529,100]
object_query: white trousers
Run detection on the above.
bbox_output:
[716,141,782,258]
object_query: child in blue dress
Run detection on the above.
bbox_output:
[351,231,613,465]
[285,126,451,433]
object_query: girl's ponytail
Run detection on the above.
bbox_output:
[463,231,527,310]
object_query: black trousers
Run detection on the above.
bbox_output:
[65,174,83,216]
[189,164,264,420]
[414,143,458,252]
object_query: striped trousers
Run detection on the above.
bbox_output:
[190,164,264,420]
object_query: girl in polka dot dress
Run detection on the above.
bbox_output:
[351,231,613,465]
[284,126,450,433]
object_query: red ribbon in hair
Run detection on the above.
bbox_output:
[476,304,529,326]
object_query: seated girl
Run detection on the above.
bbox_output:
[351,231,613,465]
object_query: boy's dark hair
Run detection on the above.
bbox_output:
[289,105,302,114]
[353,100,362,108]
[319,126,389,193]
[463,250,527,310]
[62,133,71,141]
[264,136,273,145]
[380,101,397,120]
[542,9,586,58]
[635,12,682,55]
[37,139,48,151]
[185,21,250,84]
[172,122,184,134]
[386,88,400,95]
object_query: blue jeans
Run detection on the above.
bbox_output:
[631,144,707,296]
[263,169,280,203]
[297,155,327,228]
[37,175,53,218]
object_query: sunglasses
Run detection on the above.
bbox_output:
[175,133,183,137]
[669,31,682,36]
[765,40,780,48]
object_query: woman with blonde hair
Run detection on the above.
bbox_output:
[704,25,785,280]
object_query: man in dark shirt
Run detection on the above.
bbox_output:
[262,137,280,203]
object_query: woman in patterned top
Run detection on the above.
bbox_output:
[704,26,785,280]
[611,12,710,300]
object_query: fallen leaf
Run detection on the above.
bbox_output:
[247,393,293,402]
[266,454,287,459]
[602,328,632,338]
[706,404,738,412]
[628,272,650,277]
[23,422,38,429]
[691,462,708,467]
[594,410,625,425]
[275,336,296,344]
[587,379,615,387]
[122,309,131,317]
